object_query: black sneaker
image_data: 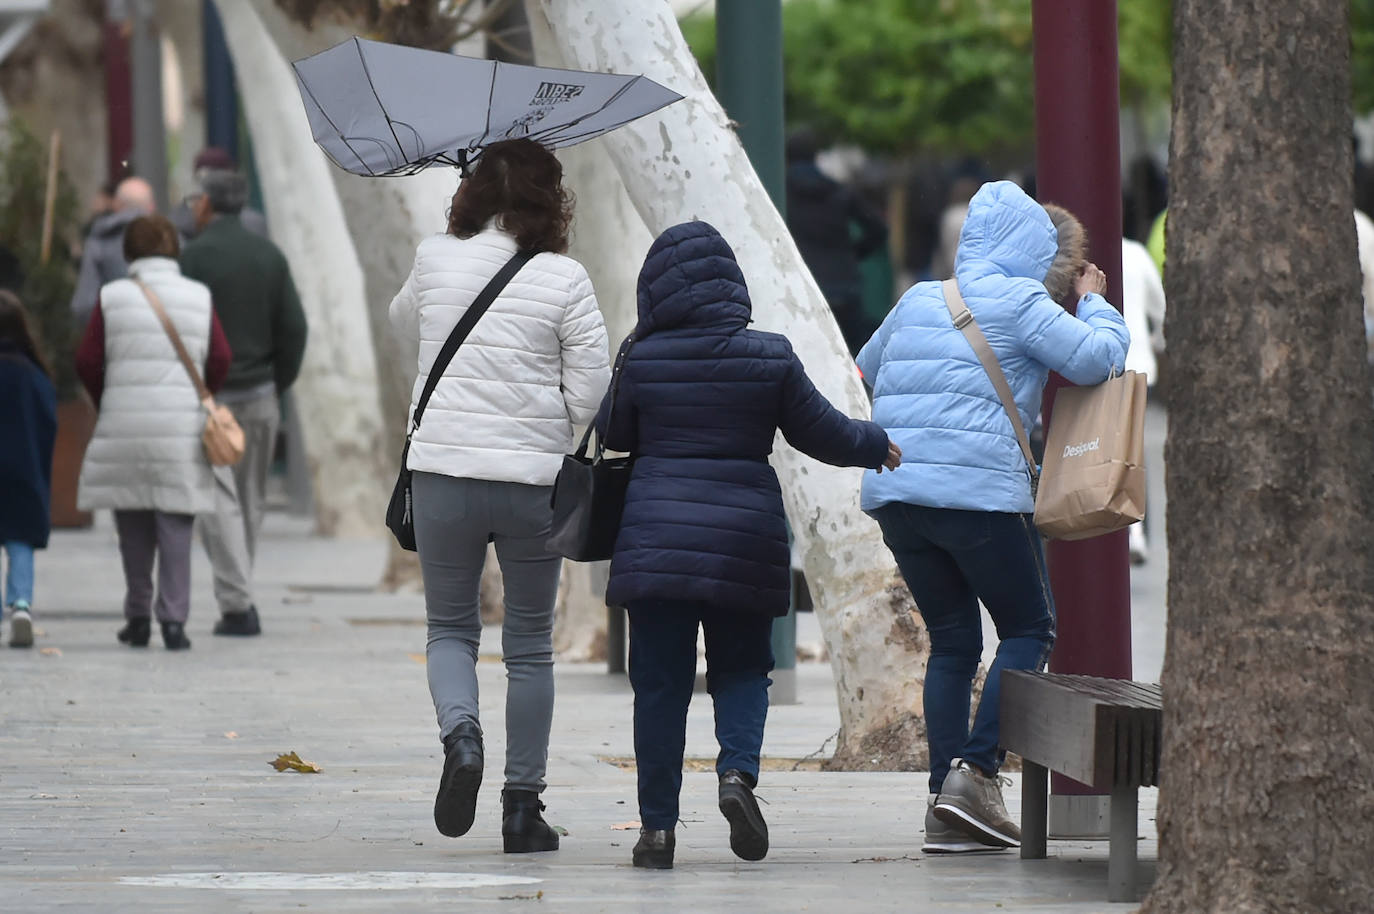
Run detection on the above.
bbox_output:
[434,721,483,837]
[213,606,261,637]
[631,828,674,869]
[718,769,769,861]
[161,621,192,651]
[117,617,151,647]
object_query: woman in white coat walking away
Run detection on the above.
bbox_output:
[389,138,611,853]
[75,215,233,650]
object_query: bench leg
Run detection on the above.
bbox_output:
[1108,785,1138,903]
[1020,760,1048,859]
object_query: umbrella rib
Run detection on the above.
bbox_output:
[474,59,501,152]
[293,57,376,176]
[355,39,413,164]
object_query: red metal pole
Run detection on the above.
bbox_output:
[1032,1,1132,802]
[103,11,133,183]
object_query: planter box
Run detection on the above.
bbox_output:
[50,394,95,529]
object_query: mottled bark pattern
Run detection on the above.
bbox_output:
[1143,3,1374,912]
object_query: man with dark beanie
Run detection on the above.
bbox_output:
[181,169,307,637]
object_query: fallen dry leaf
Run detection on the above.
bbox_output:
[270,751,321,773]
[224,732,238,740]
[407,653,426,664]
[610,821,641,831]
[39,647,61,657]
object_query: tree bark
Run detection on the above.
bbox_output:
[1141,3,1374,912]
[212,0,390,537]
[533,0,926,768]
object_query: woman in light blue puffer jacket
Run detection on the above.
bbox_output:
[856,181,1129,855]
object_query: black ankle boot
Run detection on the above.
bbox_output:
[718,769,768,861]
[435,721,483,837]
[501,788,559,853]
[632,828,675,869]
[117,618,151,647]
[160,621,191,650]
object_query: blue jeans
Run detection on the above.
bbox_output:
[3,541,35,610]
[627,600,775,830]
[872,503,1056,793]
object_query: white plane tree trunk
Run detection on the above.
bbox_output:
[529,2,654,660]
[532,0,926,768]
[211,0,389,537]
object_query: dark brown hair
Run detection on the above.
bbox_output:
[123,214,181,262]
[447,139,573,254]
[0,289,51,377]
[1041,203,1088,305]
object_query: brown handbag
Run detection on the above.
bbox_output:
[135,279,246,467]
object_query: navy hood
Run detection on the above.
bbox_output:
[636,221,751,334]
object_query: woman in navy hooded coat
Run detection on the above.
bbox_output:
[597,221,899,869]
[0,290,57,649]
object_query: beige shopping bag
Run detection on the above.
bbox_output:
[1033,371,1147,540]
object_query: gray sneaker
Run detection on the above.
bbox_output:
[8,604,33,648]
[922,798,1000,854]
[933,758,1020,848]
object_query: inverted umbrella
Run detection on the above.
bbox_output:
[292,37,683,177]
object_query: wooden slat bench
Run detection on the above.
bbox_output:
[1000,671,1163,902]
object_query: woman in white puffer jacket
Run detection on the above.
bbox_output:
[388,138,610,853]
[75,214,233,651]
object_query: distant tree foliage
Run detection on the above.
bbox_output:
[273,0,516,51]
[1354,0,1374,113]
[682,0,1172,157]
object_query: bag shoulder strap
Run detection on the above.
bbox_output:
[412,249,535,434]
[575,331,636,460]
[136,279,212,403]
[941,279,1038,479]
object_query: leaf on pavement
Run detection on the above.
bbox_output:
[39,647,61,656]
[407,653,426,664]
[270,751,321,773]
[610,821,640,830]
[224,732,238,739]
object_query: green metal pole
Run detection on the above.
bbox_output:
[716,0,796,705]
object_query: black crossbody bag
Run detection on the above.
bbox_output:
[546,333,636,562]
[385,250,533,550]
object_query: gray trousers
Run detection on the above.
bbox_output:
[412,472,563,794]
[198,390,280,614]
[115,510,195,623]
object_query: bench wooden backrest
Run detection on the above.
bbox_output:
[1000,671,1163,790]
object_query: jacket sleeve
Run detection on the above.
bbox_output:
[205,310,233,394]
[388,250,423,341]
[856,298,902,388]
[75,296,106,406]
[558,270,611,427]
[272,259,308,392]
[36,372,56,489]
[1017,288,1129,385]
[778,347,889,468]
[69,241,102,330]
[595,336,637,453]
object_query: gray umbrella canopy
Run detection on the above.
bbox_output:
[292,37,684,177]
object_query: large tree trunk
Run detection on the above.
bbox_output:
[533,0,925,768]
[212,0,389,536]
[1141,3,1374,912]
[526,0,650,662]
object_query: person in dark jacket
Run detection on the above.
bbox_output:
[785,129,888,354]
[181,168,308,638]
[598,221,900,870]
[70,177,157,329]
[0,291,58,649]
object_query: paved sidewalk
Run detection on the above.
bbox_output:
[0,512,1157,913]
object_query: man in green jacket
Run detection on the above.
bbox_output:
[182,169,308,637]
